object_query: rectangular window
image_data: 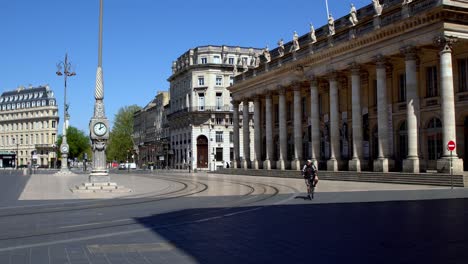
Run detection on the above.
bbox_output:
[216,131,223,143]
[201,57,207,64]
[216,93,222,110]
[229,132,233,143]
[213,56,220,64]
[216,147,223,161]
[318,94,323,115]
[373,79,378,106]
[216,76,223,86]
[274,104,279,124]
[399,74,406,102]
[216,118,223,125]
[198,93,205,111]
[229,77,234,86]
[302,97,306,119]
[426,66,438,97]
[228,57,235,64]
[52,121,56,128]
[198,76,205,86]
[230,148,234,161]
[459,58,468,92]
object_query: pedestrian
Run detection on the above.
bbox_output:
[302,160,318,200]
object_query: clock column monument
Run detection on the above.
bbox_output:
[89,0,110,182]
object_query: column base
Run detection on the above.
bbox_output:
[373,158,388,172]
[437,157,463,174]
[233,159,240,169]
[348,158,362,172]
[263,159,272,170]
[89,174,111,183]
[276,159,286,170]
[403,158,420,173]
[464,175,468,187]
[291,159,302,171]
[242,159,251,170]
[252,159,261,169]
[327,159,339,171]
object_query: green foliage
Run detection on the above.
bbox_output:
[106,105,141,162]
[57,126,91,160]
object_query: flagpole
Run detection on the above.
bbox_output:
[325,0,330,17]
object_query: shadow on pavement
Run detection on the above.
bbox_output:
[135,198,468,264]
[0,170,31,204]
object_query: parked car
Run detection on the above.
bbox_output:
[118,163,137,170]
[118,163,126,170]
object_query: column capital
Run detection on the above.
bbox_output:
[349,62,361,75]
[242,98,250,105]
[231,99,241,106]
[400,46,418,61]
[328,71,339,81]
[434,35,458,53]
[291,82,302,91]
[309,78,318,87]
[252,94,261,102]
[277,85,287,95]
[374,55,388,68]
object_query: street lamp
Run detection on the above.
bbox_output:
[56,53,76,174]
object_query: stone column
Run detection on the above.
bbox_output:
[327,73,339,171]
[232,101,240,168]
[264,92,274,170]
[252,96,262,169]
[402,47,420,173]
[374,56,389,172]
[349,64,363,171]
[310,79,320,168]
[435,36,463,173]
[242,100,251,169]
[292,84,303,170]
[277,87,287,170]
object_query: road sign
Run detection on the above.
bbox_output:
[447,140,456,151]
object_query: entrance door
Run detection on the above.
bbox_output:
[197,135,208,168]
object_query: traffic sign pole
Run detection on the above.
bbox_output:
[447,140,455,190]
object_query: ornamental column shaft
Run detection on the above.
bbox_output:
[349,66,363,171]
[435,36,463,173]
[327,75,339,171]
[232,101,240,168]
[374,57,389,172]
[264,93,273,169]
[402,48,420,172]
[292,85,303,170]
[310,80,320,168]
[242,100,251,169]
[253,97,262,169]
[277,88,287,170]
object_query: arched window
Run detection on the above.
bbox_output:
[427,117,442,160]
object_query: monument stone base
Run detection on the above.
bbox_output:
[252,159,261,170]
[71,181,131,193]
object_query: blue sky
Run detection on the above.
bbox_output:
[0,0,370,134]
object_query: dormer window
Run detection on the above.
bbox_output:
[201,57,207,64]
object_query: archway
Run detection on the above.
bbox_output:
[196,135,208,168]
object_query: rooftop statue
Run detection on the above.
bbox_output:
[349,3,358,26]
[309,23,317,43]
[291,31,300,52]
[278,38,285,57]
[372,0,383,16]
[263,46,271,63]
[328,14,335,36]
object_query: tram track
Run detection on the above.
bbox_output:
[0,173,298,251]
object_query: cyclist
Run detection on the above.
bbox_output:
[302,160,318,200]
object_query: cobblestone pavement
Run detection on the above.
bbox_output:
[0,169,467,263]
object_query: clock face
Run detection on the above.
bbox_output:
[61,146,68,152]
[94,122,107,136]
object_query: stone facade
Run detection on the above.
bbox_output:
[0,85,59,168]
[168,45,262,170]
[229,0,468,174]
[133,92,169,168]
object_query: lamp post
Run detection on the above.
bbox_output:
[15,142,19,170]
[56,53,75,174]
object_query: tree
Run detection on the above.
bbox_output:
[106,105,141,163]
[57,126,92,160]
